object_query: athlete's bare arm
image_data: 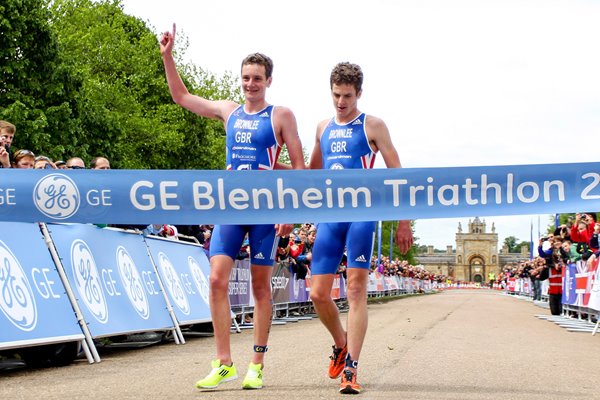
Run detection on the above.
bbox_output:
[273,107,305,236]
[307,119,328,170]
[274,106,305,170]
[160,23,238,122]
[366,115,414,254]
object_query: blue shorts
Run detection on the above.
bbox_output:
[311,221,376,275]
[209,224,277,266]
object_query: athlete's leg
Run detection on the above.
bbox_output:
[310,223,348,349]
[344,221,376,371]
[344,267,369,368]
[246,224,279,365]
[310,273,346,348]
[249,264,273,365]
[209,255,235,365]
[208,225,247,365]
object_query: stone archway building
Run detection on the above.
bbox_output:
[417,217,529,282]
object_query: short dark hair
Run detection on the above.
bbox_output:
[330,62,363,93]
[241,53,273,79]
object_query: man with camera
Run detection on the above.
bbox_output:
[538,235,568,315]
[0,120,15,168]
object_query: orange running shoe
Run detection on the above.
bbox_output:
[339,369,362,394]
[328,344,348,379]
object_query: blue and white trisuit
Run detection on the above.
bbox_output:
[311,112,377,275]
[209,104,281,266]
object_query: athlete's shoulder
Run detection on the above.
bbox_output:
[316,117,333,137]
[364,113,387,128]
[271,105,296,119]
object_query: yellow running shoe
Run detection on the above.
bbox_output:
[195,359,238,389]
[241,362,264,389]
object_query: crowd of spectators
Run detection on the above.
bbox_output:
[496,212,598,311]
[274,223,443,286]
[1,119,111,171]
[371,255,447,284]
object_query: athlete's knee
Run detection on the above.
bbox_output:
[252,279,272,301]
[310,286,333,305]
[345,282,367,302]
[209,269,230,293]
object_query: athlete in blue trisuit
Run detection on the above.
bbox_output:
[307,62,414,394]
[160,24,305,390]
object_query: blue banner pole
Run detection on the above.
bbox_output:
[377,221,382,269]
[389,222,394,260]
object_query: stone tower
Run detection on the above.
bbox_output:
[454,217,499,282]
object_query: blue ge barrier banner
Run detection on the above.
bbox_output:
[0,162,598,224]
[144,236,212,325]
[47,224,176,337]
[0,222,84,349]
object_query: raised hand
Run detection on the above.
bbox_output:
[159,23,176,56]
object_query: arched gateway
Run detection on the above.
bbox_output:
[416,217,530,282]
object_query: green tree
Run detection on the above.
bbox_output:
[49,0,239,169]
[373,220,416,264]
[278,145,309,166]
[0,0,81,159]
[503,236,519,253]
[2,0,241,168]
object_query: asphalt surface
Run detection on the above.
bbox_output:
[1,290,599,399]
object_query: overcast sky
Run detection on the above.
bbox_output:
[121,0,599,249]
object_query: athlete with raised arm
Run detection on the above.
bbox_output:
[160,24,305,390]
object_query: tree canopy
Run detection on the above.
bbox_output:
[1,0,240,169]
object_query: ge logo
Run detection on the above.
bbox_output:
[116,246,149,319]
[0,241,37,332]
[33,174,80,219]
[71,239,108,323]
[158,252,189,315]
[330,163,344,170]
[188,256,210,305]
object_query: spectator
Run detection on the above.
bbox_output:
[0,134,10,168]
[144,224,178,240]
[538,235,568,315]
[570,213,595,259]
[553,224,571,242]
[590,223,599,253]
[561,240,581,263]
[55,160,67,169]
[276,234,291,263]
[176,225,206,244]
[202,227,212,256]
[293,227,315,280]
[66,157,86,169]
[0,120,16,165]
[34,155,57,169]
[91,156,111,170]
[11,149,35,169]
[529,257,545,301]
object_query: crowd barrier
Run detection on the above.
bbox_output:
[0,222,212,363]
[505,258,600,335]
[1,222,437,365]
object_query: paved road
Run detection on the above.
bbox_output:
[1,290,598,399]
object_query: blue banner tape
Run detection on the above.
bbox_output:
[1,163,598,224]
